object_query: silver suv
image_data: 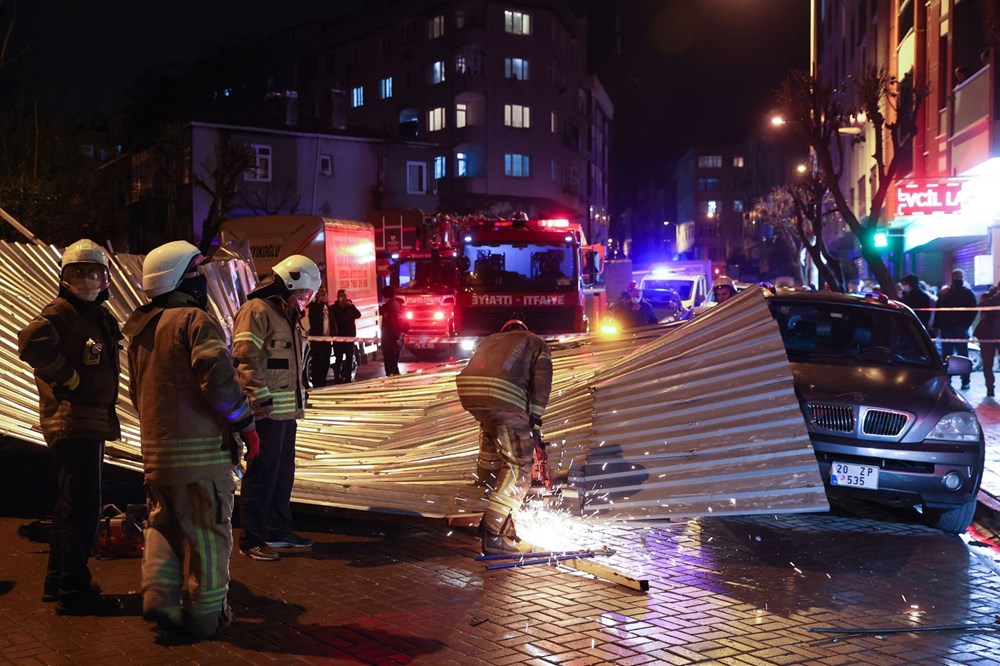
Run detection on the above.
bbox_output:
[766,290,984,533]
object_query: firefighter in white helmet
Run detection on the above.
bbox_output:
[456,319,553,555]
[123,240,258,639]
[712,275,737,304]
[18,239,123,616]
[232,255,321,561]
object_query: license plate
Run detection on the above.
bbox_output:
[411,342,434,349]
[830,462,879,489]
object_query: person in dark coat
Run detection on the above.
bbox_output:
[937,269,978,389]
[975,283,1000,397]
[899,273,933,330]
[17,239,123,616]
[305,286,333,387]
[613,280,658,329]
[330,289,362,383]
[379,286,408,376]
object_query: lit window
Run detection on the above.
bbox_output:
[733,156,745,168]
[434,155,446,179]
[733,200,744,213]
[456,103,467,128]
[504,10,531,35]
[455,53,467,74]
[380,77,393,99]
[698,155,722,168]
[407,162,427,194]
[428,15,445,39]
[428,107,446,131]
[430,60,446,84]
[550,111,556,133]
[504,153,531,177]
[504,104,531,128]
[351,86,364,107]
[319,154,332,176]
[700,200,720,217]
[246,145,272,182]
[456,152,468,177]
[504,57,529,80]
[697,178,720,191]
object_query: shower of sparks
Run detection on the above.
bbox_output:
[514,501,607,552]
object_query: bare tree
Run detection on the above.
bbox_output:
[150,123,187,241]
[777,66,925,294]
[192,132,254,253]
[240,180,301,216]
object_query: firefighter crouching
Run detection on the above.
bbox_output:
[124,240,259,639]
[232,255,320,561]
[17,239,123,616]
[456,319,553,555]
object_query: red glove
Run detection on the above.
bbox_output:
[241,428,260,464]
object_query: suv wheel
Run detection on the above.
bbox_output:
[923,496,978,534]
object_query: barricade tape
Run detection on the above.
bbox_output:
[308,331,595,345]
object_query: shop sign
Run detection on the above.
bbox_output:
[894,179,964,216]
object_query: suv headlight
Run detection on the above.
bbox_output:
[927,412,981,442]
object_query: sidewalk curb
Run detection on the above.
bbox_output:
[975,490,1000,534]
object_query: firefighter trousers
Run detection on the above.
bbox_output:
[469,409,534,537]
[142,470,235,637]
[45,438,104,600]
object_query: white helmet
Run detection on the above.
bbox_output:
[273,255,321,293]
[61,239,109,269]
[142,240,202,297]
[60,239,111,301]
[713,275,736,290]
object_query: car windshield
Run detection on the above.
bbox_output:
[768,299,938,369]
[397,257,458,290]
[641,279,693,301]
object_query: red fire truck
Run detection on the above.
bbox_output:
[369,211,587,356]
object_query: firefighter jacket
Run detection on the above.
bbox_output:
[232,287,307,421]
[456,330,553,421]
[123,291,254,486]
[18,288,122,446]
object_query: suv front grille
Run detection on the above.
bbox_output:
[808,403,854,433]
[862,409,909,437]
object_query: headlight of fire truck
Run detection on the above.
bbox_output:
[405,311,414,320]
[433,311,445,320]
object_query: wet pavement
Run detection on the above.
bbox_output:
[2,353,1000,664]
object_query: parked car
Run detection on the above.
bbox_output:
[765,289,984,533]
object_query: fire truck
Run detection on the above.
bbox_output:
[369,211,587,356]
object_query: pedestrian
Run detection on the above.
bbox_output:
[306,285,333,387]
[613,280,658,328]
[899,273,933,331]
[456,319,552,555]
[379,285,408,376]
[975,283,1000,398]
[232,254,320,561]
[331,288,362,383]
[123,240,258,639]
[17,239,123,616]
[937,269,978,390]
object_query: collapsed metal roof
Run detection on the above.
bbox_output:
[0,241,828,522]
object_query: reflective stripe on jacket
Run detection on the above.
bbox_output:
[124,291,254,485]
[18,292,122,445]
[456,330,552,419]
[232,296,306,421]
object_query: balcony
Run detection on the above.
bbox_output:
[950,64,992,173]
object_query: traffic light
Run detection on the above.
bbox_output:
[873,230,888,248]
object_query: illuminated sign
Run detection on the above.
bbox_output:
[894,180,964,216]
[468,293,567,306]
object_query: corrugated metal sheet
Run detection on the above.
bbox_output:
[0,241,826,522]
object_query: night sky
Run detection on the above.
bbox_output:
[8,0,809,200]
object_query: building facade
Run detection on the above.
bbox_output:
[817,0,997,290]
[305,0,611,244]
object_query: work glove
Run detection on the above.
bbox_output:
[51,371,80,401]
[241,428,260,465]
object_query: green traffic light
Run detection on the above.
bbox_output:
[873,231,888,248]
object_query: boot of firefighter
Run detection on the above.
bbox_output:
[479,514,533,555]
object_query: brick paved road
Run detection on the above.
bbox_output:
[2,495,1000,665]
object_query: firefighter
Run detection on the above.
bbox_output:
[17,239,123,616]
[379,285,408,376]
[124,240,258,639]
[233,254,320,561]
[712,275,737,303]
[456,319,553,555]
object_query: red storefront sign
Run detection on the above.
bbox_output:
[893,179,964,216]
